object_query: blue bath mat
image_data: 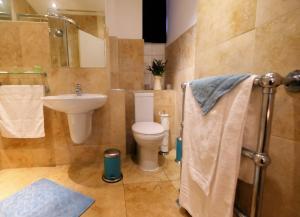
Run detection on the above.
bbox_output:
[0,178,95,217]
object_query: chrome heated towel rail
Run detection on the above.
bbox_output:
[179,71,300,217]
[0,72,50,93]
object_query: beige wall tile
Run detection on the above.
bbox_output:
[154,90,177,149]
[118,39,144,72]
[0,147,55,168]
[48,67,110,95]
[166,26,196,73]
[117,39,144,90]
[0,22,22,68]
[0,149,33,168]
[125,91,135,154]
[54,147,71,166]
[195,30,256,77]
[256,0,300,27]
[165,26,197,149]
[119,70,144,90]
[109,37,120,88]
[109,89,126,157]
[253,9,300,75]
[19,22,51,70]
[31,148,56,167]
[262,136,300,217]
[196,0,256,51]
[67,15,100,38]
[13,0,36,14]
[272,87,300,141]
[107,38,145,154]
[0,22,50,71]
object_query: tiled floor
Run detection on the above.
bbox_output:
[0,150,189,217]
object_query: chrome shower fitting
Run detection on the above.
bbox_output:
[54,29,64,37]
[75,83,82,96]
[284,70,300,92]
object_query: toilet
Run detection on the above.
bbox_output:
[132,92,165,171]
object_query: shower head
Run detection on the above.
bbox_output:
[54,28,64,37]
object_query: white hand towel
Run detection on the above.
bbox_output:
[179,75,255,217]
[0,85,45,138]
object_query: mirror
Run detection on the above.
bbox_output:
[0,0,106,68]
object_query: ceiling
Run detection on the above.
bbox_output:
[26,0,105,15]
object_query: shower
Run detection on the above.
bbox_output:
[16,12,81,67]
[53,28,63,37]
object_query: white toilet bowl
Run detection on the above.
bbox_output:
[132,122,165,171]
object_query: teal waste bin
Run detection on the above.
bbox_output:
[102,149,123,183]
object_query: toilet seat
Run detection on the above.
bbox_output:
[132,122,164,135]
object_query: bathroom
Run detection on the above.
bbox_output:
[0,0,299,216]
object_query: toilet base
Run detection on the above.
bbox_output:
[138,145,159,171]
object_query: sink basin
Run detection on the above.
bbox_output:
[42,94,107,144]
[42,94,107,114]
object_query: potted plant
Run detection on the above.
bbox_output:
[147,59,167,90]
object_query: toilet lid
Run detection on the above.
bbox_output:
[132,122,164,135]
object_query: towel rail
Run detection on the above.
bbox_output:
[178,71,300,217]
[0,72,50,93]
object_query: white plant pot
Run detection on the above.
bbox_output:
[153,76,162,90]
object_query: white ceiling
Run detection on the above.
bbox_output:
[26,0,105,15]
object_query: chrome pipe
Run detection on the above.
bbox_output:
[175,81,189,205]
[180,82,188,138]
[241,148,255,159]
[284,70,300,92]
[16,13,81,29]
[62,20,70,67]
[55,8,104,16]
[242,148,271,167]
[250,72,282,217]
[45,13,80,29]
[0,12,10,16]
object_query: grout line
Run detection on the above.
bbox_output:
[162,163,172,181]
[123,179,176,187]
[271,135,300,143]
[122,179,128,217]
[123,179,166,186]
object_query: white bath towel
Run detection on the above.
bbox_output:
[179,75,255,217]
[0,85,45,138]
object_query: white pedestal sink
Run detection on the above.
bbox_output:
[42,94,107,144]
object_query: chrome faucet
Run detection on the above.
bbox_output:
[75,83,82,96]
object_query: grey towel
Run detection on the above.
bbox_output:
[190,73,251,115]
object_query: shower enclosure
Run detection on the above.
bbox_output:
[0,0,11,20]
[0,0,106,68]
[17,13,81,68]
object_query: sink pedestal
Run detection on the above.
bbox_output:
[42,93,107,144]
[67,112,93,144]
